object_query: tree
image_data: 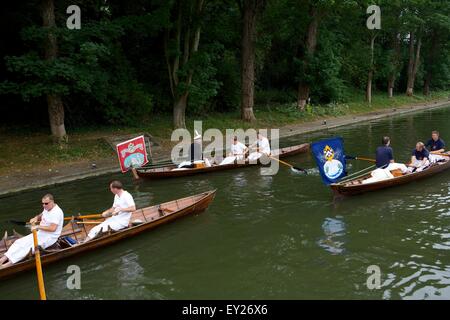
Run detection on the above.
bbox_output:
[420,1,450,95]
[238,0,266,121]
[165,0,206,129]
[42,0,67,142]
[296,2,322,110]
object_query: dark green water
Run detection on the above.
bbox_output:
[1,106,450,300]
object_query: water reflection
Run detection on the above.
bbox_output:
[318,217,346,255]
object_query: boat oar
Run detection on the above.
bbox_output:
[355,157,376,163]
[347,155,376,163]
[435,152,450,157]
[8,220,30,227]
[76,221,103,225]
[269,156,307,174]
[31,224,47,300]
[9,214,104,227]
[65,213,104,221]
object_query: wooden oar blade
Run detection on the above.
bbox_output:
[8,220,27,226]
[291,166,308,174]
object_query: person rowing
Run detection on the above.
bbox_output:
[426,130,447,163]
[220,136,249,165]
[247,131,271,162]
[407,142,430,173]
[82,180,136,243]
[0,194,64,269]
[375,136,407,173]
[426,131,445,154]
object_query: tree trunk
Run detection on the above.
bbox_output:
[297,85,310,110]
[240,0,261,122]
[423,74,431,96]
[366,70,373,104]
[387,32,401,98]
[406,32,415,96]
[42,0,67,142]
[387,75,395,98]
[165,0,204,129]
[297,5,319,110]
[406,32,421,96]
[366,33,376,104]
[423,32,438,96]
[173,93,188,129]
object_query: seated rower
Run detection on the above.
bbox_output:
[375,136,407,173]
[407,142,430,173]
[83,181,136,243]
[178,130,211,169]
[220,136,249,165]
[0,194,64,269]
[426,130,446,163]
[247,132,271,162]
[426,131,445,154]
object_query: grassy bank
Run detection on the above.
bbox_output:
[0,90,449,176]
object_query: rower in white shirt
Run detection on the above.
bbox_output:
[0,194,64,268]
[83,180,136,243]
[220,136,249,165]
[248,132,271,162]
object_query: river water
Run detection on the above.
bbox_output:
[1,106,450,300]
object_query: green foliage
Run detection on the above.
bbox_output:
[0,0,449,131]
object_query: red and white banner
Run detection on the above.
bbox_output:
[116,135,149,173]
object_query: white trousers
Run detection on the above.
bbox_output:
[429,154,446,163]
[407,159,430,173]
[386,162,408,173]
[5,232,57,264]
[220,156,236,165]
[248,152,263,162]
[88,215,130,239]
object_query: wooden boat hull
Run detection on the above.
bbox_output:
[134,143,310,179]
[0,190,216,280]
[330,159,450,196]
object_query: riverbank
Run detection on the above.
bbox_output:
[0,91,449,197]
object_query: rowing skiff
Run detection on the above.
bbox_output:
[133,143,310,180]
[0,190,216,280]
[330,157,450,196]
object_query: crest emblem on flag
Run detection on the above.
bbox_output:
[116,135,149,173]
[311,137,347,184]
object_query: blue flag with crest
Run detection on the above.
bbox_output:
[311,137,347,185]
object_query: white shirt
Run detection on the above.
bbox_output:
[39,204,64,244]
[257,137,271,155]
[113,190,135,220]
[231,142,247,156]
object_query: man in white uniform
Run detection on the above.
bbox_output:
[220,136,249,165]
[0,194,64,268]
[83,180,136,242]
[248,132,271,162]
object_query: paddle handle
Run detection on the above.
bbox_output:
[355,157,376,163]
[76,221,103,225]
[269,156,293,168]
[32,227,47,300]
[64,213,103,221]
[436,152,450,157]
